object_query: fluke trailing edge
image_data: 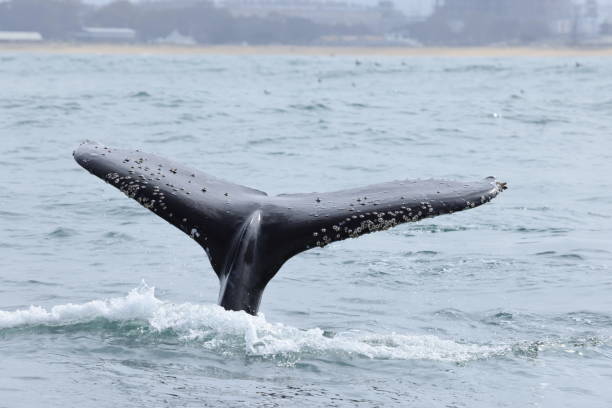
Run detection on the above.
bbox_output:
[74,141,506,315]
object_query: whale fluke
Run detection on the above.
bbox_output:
[74,141,506,314]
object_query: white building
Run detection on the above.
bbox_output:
[76,27,137,42]
[0,31,43,42]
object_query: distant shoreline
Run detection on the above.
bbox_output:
[3,42,612,57]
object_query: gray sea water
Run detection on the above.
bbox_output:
[0,52,611,407]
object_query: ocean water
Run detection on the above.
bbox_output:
[0,52,611,407]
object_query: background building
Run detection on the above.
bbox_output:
[406,0,577,45]
[0,30,42,41]
[217,0,408,32]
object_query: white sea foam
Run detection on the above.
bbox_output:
[0,284,161,329]
[0,284,505,362]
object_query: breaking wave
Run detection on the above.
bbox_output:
[0,284,504,363]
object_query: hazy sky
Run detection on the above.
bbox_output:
[81,0,438,16]
[293,0,437,15]
[80,0,612,18]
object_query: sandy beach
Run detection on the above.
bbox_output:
[2,42,612,57]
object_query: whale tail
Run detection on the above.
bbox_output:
[74,141,505,314]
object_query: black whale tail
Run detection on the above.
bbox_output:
[74,141,506,315]
[73,141,276,314]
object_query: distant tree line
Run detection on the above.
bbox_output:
[0,0,369,44]
[406,0,576,45]
[0,0,81,40]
